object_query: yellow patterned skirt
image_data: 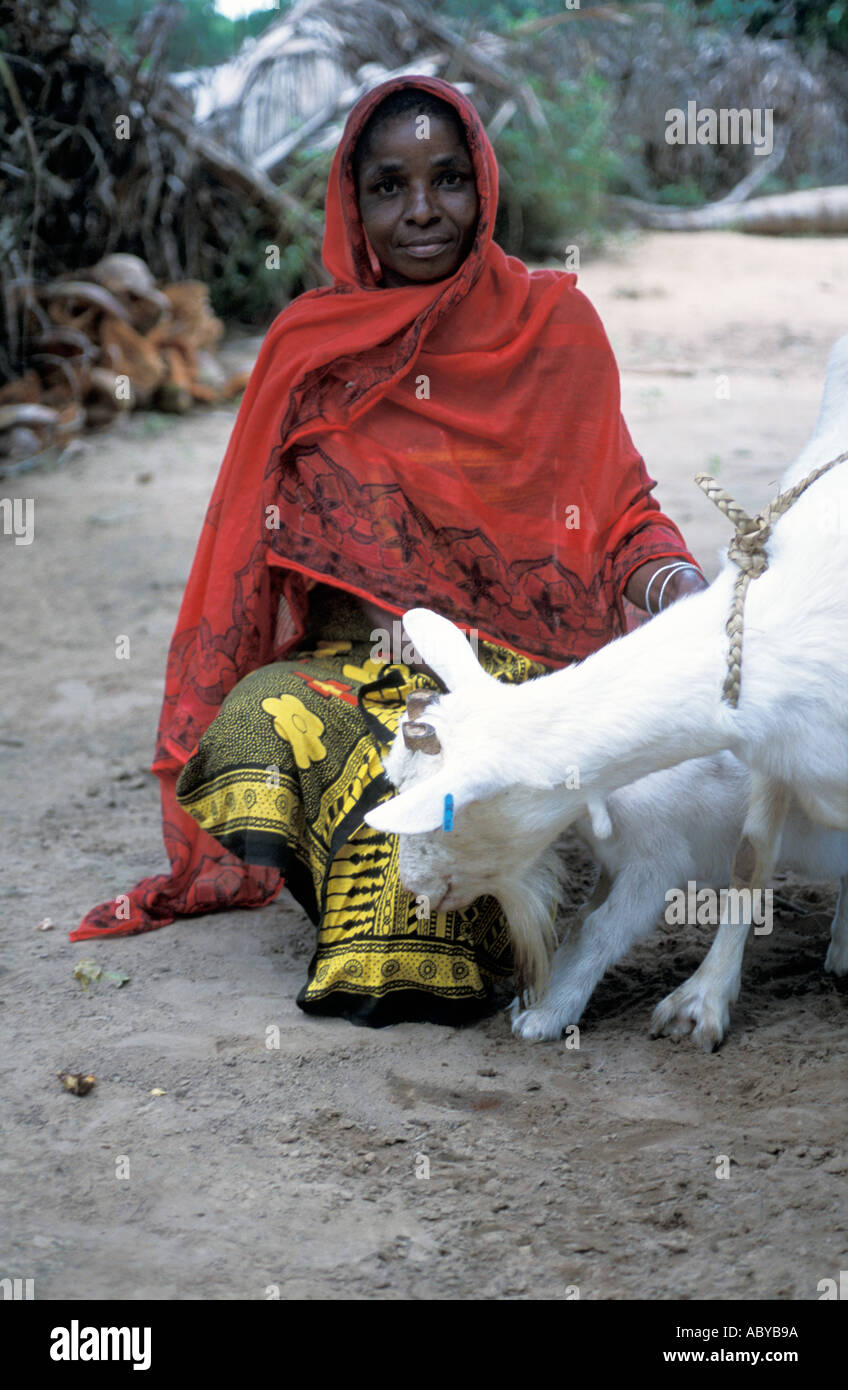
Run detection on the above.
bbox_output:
[175,588,546,1026]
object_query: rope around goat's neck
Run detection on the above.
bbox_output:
[695,449,848,708]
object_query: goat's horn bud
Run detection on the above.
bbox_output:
[402,720,441,755]
[406,690,437,721]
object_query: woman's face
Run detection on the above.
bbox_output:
[356,112,479,288]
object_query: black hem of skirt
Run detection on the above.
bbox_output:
[295,982,508,1029]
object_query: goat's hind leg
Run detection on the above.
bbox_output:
[650,915,750,1051]
[651,776,790,1051]
[824,872,848,976]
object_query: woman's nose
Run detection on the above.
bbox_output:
[404,183,439,221]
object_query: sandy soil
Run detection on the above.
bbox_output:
[2,232,846,1302]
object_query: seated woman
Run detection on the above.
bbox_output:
[72,76,706,1026]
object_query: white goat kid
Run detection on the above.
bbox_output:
[365,332,848,1046]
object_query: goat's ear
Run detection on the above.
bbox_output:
[364,768,498,835]
[402,608,491,693]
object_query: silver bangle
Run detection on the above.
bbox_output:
[644,562,689,616]
[656,562,706,613]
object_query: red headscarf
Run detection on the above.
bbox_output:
[72,75,695,940]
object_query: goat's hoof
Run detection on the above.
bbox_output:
[650,986,728,1052]
[824,940,848,976]
[511,1005,568,1042]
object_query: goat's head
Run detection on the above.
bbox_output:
[365,608,564,994]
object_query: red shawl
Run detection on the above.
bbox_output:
[72,75,696,940]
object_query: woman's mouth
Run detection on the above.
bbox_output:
[399,240,452,259]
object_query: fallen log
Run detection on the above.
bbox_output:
[611,185,848,234]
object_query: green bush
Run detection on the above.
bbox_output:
[492,75,618,258]
[653,178,708,205]
[209,148,332,324]
[85,0,283,71]
[693,0,848,52]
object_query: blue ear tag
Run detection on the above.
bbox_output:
[442,794,454,832]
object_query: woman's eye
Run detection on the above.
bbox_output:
[370,172,465,195]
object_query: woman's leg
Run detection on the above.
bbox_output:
[175,595,544,1026]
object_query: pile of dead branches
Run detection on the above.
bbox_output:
[185,0,551,173]
[0,0,323,398]
[0,253,251,461]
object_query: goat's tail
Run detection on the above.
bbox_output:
[497,847,561,1004]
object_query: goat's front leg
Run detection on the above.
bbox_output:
[824,872,848,976]
[511,865,666,1042]
[651,776,790,1050]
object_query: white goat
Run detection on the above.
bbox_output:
[365,332,848,1046]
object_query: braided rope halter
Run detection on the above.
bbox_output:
[695,449,848,707]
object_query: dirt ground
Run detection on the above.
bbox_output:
[2,231,846,1302]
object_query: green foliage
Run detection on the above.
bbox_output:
[208,206,295,324]
[653,178,707,205]
[208,146,332,324]
[168,2,283,71]
[85,0,285,70]
[692,0,848,52]
[694,0,794,34]
[794,0,848,52]
[492,76,618,258]
[440,0,545,25]
[440,0,607,29]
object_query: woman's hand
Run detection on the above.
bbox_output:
[359,597,398,642]
[358,596,437,676]
[625,559,708,614]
